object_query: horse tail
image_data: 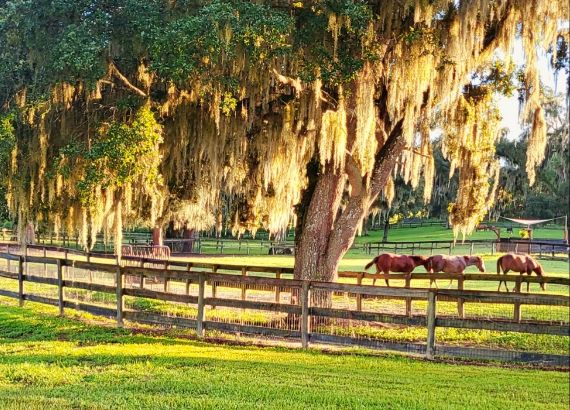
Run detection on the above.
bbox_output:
[365,256,379,271]
[496,256,502,275]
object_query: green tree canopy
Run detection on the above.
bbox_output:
[0,0,566,279]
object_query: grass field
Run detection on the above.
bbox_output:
[169,226,569,284]
[355,225,567,242]
[0,301,568,410]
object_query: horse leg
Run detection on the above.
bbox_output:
[526,270,532,293]
[373,268,378,286]
[429,272,439,289]
[428,270,437,289]
[384,270,390,287]
[499,269,510,292]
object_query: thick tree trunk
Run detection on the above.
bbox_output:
[382,213,390,242]
[294,119,405,284]
[294,163,345,281]
[182,227,194,253]
[152,227,163,246]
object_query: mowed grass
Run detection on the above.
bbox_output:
[0,302,569,410]
[171,226,569,293]
[353,225,567,243]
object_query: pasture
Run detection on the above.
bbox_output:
[1,225,568,358]
[0,301,568,410]
[173,225,569,284]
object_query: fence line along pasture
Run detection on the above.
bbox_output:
[2,242,570,320]
[364,239,569,260]
[0,244,568,366]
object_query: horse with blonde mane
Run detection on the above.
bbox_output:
[426,255,486,287]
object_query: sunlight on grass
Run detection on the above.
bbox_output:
[0,302,568,410]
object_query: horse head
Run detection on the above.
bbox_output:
[475,257,486,272]
[411,255,430,271]
[464,255,485,272]
[534,263,546,290]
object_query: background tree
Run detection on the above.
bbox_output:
[494,90,569,219]
[0,0,566,283]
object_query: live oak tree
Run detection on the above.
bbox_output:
[0,0,566,281]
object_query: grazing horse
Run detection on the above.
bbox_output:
[364,253,429,286]
[426,255,486,288]
[496,253,545,292]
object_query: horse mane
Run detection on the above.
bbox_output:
[464,255,480,264]
[411,255,428,265]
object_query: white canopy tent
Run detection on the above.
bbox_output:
[499,216,568,242]
[500,217,558,226]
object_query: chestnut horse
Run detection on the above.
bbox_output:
[426,255,486,288]
[497,253,545,292]
[364,253,429,286]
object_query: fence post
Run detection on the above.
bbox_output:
[57,259,64,316]
[43,246,47,276]
[275,269,282,303]
[185,263,192,297]
[241,267,247,301]
[491,242,495,255]
[24,243,28,276]
[301,281,311,349]
[469,242,474,256]
[513,277,522,323]
[457,276,464,318]
[196,272,206,338]
[356,274,363,311]
[116,267,124,327]
[137,273,144,289]
[405,274,412,317]
[426,290,437,359]
[17,256,24,307]
[211,266,218,305]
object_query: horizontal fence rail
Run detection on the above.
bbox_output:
[0,249,568,366]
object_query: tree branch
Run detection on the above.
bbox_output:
[370,118,405,198]
[345,153,365,198]
[108,60,147,98]
[321,118,406,277]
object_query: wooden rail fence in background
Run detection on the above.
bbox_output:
[364,239,569,259]
[0,250,568,366]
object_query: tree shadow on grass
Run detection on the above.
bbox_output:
[0,303,202,347]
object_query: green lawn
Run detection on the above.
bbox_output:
[355,225,567,242]
[0,302,568,410]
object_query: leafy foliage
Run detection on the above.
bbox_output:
[56,106,163,207]
[494,91,569,219]
[148,1,293,84]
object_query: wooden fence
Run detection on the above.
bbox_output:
[364,239,569,260]
[1,242,569,320]
[0,248,568,366]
